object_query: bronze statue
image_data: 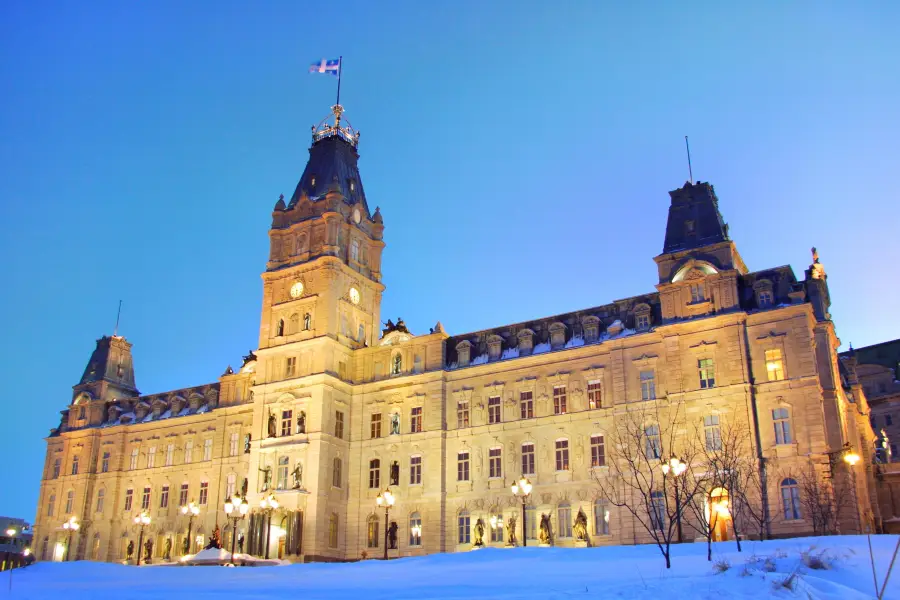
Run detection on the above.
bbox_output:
[573,509,588,542]
[144,539,153,563]
[506,514,517,546]
[126,540,135,559]
[297,411,306,434]
[267,412,277,438]
[539,513,552,545]
[259,465,272,492]
[390,461,400,486]
[473,518,486,547]
[163,537,172,561]
[388,521,398,550]
[241,477,249,497]
[237,532,245,554]
[291,463,303,489]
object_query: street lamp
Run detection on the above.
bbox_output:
[375,488,395,560]
[511,477,532,547]
[6,528,16,591]
[661,457,687,543]
[62,516,79,561]
[180,501,200,555]
[259,493,279,559]
[844,452,861,466]
[224,495,249,562]
[133,512,151,566]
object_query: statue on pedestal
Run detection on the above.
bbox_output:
[390,461,400,486]
[237,532,245,554]
[297,411,306,434]
[539,513,552,545]
[388,521,398,550]
[267,412,277,438]
[473,518,486,547]
[506,514,517,546]
[143,539,153,563]
[163,537,172,561]
[573,509,589,542]
[390,413,400,435]
[291,463,303,489]
[126,540,135,560]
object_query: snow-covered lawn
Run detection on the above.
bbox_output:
[6,535,900,599]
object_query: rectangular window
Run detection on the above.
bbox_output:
[124,489,133,512]
[457,452,470,481]
[333,458,342,488]
[160,485,169,508]
[410,407,422,433]
[488,396,501,424]
[285,356,296,377]
[457,401,469,428]
[558,505,573,538]
[457,513,471,545]
[369,459,380,489]
[594,501,610,535]
[370,413,382,438]
[65,490,74,514]
[690,283,705,303]
[490,513,503,543]
[553,386,567,415]
[52,458,61,479]
[203,439,212,461]
[645,425,661,459]
[329,513,339,548]
[590,435,606,467]
[229,433,238,457]
[758,290,774,308]
[179,483,188,506]
[335,410,345,439]
[184,440,193,464]
[587,381,602,409]
[166,444,174,466]
[366,516,379,548]
[520,391,534,419]
[698,358,715,389]
[765,349,785,382]
[640,370,656,401]
[141,486,151,510]
[225,475,236,498]
[555,439,570,471]
[199,481,208,505]
[410,455,422,485]
[96,489,105,513]
[773,408,792,444]
[704,415,722,451]
[489,447,502,478]
[277,456,289,490]
[147,447,156,469]
[47,494,56,517]
[71,455,80,475]
[525,507,537,540]
[888,415,894,426]
[131,447,139,470]
[101,452,110,473]
[281,410,293,437]
[650,492,666,530]
[521,443,535,475]
[637,313,650,330]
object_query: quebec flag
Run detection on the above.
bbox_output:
[309,58,341,76]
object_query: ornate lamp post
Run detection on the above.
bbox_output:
[511,477,532,547]
[133,512,151,566]
[180,501,200,555]
[6,527,16,591]
[259,493,279,559]
[661,457,687,543]
[223,495,249,561]
[62,516,79,561]
[375,488,395,560]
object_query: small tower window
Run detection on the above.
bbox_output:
[303,313,311,331]
[310,175,317,188]
[349,179,356,192]
[276,319,285,337]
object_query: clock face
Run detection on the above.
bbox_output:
[352,208,361,224]
[290,281,304,298]
[349,287,360,305]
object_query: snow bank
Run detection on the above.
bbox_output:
[9,535,900,600]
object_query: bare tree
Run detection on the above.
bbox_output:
[793,460,855,535]
[594,400,704,569]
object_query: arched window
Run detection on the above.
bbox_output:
[457,510,471,545]
[409,512,422,546]
[557,503,572,538]
[303,313,311,331]
[91,533,101,560]
[367,514,380,548]
[276,319,285,337]
[391,353,402,375]
[289,313,299,334]
[781,478,801,520]
[332,457,342,488]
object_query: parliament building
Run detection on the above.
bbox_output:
[33,105,885,563]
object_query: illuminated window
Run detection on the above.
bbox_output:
[147,447,156,469]
[645,425,661,459]
[705,415,722,450]
[553,386,567,415]
[366,514,379,548]
[199,481,208,505]
[457,510,470,544]
[96,489,105,513]
[773,408,792,444]
[141,486,151,510]
[369,459,380,489]
[698,358,715,389]
[555,439,570,471]
[781,478,801,520]
[277,456,289,490]
[640,370,656,401]
[590,435,605,467]
[525,506,537,539]
[490,512,503,543]
[370,413,382,438]
[587,381,602,409]
[520,391,534,419]
[203,439,212,461]
[409,512,422,546]
[335,410,345,439]
[593,500,610,535]
[410,455,422,485]
[457,452,470,481]
[281,410,293,437]
[488,396,501,424]
[557,504,572,538]
[160,485,169,509]
[489,447,502,478]
[166,444,175,466]
[457,401,469,428]
[225,473,236,498]
[765,349,785,381]
[123,489,133,512]
[521,443,535,475]
[332,457,342,488]
[410,406,422,433]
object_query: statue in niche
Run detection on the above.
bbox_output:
[237,532,245,554]
[573,509,589,542]
[144,539,153,563]
[259,465,272,492]
[267,412,277,438]
[297,411,306,434]
[163,538,172,561]
[506,514,517,546]
[538,513,552,545]
[390,461,399,486]
[390,413,400,435]
[244,434,251,454]
[291,462,303,489]
[473,518,485,547]
[303,313,311,331]
[126,540,135,560]
[388,521,398,550]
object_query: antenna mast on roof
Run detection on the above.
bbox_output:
[113,300,122,337]
[684,136,694,184]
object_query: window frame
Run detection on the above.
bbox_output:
[555,439,570,471]
[457,452,470,482]
[521,442,535,476]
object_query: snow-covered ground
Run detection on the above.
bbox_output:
[5,535,900,599]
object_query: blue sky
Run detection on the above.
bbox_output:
[1,1,898,520]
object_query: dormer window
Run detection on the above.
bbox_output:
[517,329,535,356]
[634,303,652,332]
[758,290,773,308]
[456,341,473,367]
[582,316,600,343]
[78,406,86,420]
[487,335,503,361]
[754,279,775,309]
[549,322,566,349]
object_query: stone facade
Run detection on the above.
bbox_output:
[33,106,883,563]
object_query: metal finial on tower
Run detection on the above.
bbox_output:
[113,300,122,337]
[684,136,694,184]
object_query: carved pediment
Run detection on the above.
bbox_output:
[689,340,718,349]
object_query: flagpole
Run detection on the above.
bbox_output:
[336,56,343,106]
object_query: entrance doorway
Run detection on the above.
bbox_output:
[709,488,731,542]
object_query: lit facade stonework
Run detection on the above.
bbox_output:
[34,106,883,563]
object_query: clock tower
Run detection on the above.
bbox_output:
[248,104,384,560]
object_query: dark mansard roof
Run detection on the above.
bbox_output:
[287,133,370,218]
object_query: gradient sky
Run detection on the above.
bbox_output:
[1,1,898,520]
